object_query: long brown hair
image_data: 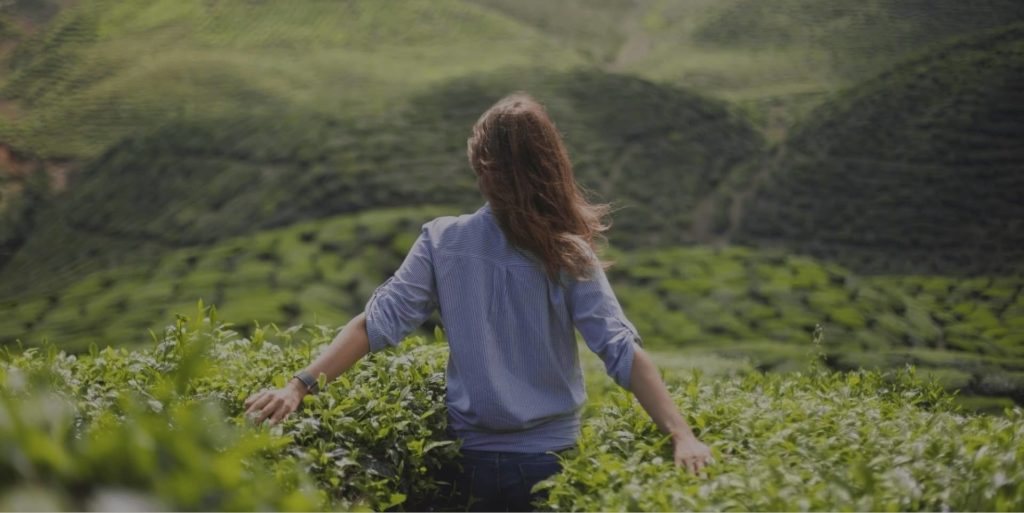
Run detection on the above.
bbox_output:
[467,92,611,281]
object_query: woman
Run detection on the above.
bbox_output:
[244,93,713,511]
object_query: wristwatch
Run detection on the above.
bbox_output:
[292,369,320,395]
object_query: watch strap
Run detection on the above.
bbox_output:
[292,369,319,394]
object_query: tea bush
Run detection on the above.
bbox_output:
[3,303,1023,511]
[1,303,459,511]
[539,369,1024,512]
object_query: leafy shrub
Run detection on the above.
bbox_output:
[3,303,1023,511]
[1,303,458,511]
[539,368,1024,512]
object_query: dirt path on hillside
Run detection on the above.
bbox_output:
[721,144,787,241]
[608,0,653,72]
[691,105,790,244]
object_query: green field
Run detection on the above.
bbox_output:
[1,1,1023,508]
[1,1,1022,411]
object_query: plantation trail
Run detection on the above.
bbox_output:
[606,0,652,72]
[600,144,634,201]
[0,5,82,190]
[0,142,75,191]
[598,1,797,246]
[691,104,790,245]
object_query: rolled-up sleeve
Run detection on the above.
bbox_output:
[569,263,643,391]
[364,224,438,352]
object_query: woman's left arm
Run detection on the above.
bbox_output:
[244,312,370,426]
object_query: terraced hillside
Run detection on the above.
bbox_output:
[0,68,761,299]
[4,212,1021,410]
[732,25,1024,274]
[608,246,1024,411]
[474,0,1024,94]
[564,0,1024,132]
[0,0,584,160]
[0,207,455,352]
[690,0,1024,83]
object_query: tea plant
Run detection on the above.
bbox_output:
[3,303,1023,511]
[537,368,1024,511]
[1,302,459,511]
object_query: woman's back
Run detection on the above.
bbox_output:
[363,202,641,452]
[247,92,711,512]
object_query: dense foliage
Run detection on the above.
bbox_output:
[1,304,457,511]
[542,368,1024,511]
[2,305,1022,511]
[735,25,1024,274]
[610,246,1024,410]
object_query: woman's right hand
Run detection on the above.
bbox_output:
[673,432,714,476]
[243,379,307,426]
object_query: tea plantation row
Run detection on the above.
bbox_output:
[3,206,1021,410]
[2,306,1022,511]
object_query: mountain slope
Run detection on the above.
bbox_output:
[732,25,1024,274]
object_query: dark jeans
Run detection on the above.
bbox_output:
[431,448,569,512]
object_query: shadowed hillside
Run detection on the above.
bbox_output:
[730,25,1024,274]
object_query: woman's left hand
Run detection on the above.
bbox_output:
[243,379,306,426]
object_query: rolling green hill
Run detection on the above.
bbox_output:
[0,68,762,299]
[730,25,1024,274]
[690,0,1024,83]
[0,0,583,160]
[4,0,1022,164]
[575,0,1024,135]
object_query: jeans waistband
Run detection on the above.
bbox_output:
[458,445,575,463]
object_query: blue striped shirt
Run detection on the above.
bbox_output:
[364,202,643,452]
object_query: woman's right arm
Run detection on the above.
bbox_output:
[629,347,713,475]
